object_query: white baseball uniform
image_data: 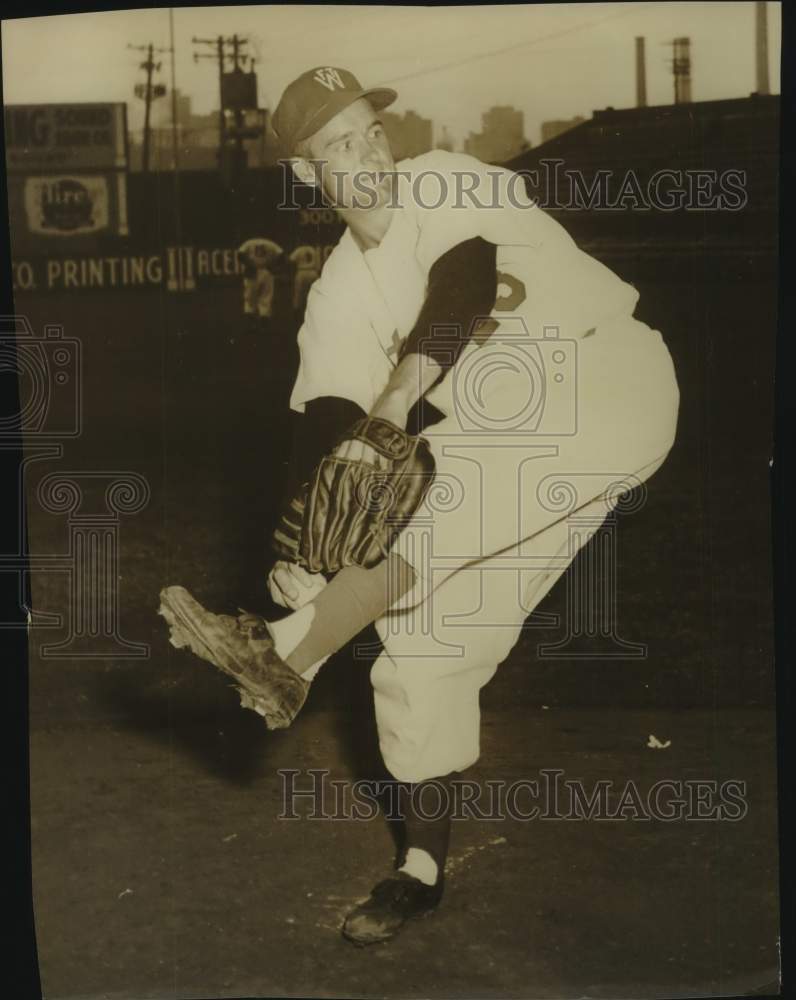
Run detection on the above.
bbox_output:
[290,151,679,782]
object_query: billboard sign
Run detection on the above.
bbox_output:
[24,175,110,236]
[10,240,336,295]
[4,103,128,172]
[8,171,129,247]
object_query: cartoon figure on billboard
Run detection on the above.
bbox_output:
[288,244,323,316]
[237,237,284,318]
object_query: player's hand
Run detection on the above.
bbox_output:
[267,560,327,610]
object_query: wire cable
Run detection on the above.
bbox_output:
[380,6,646,86]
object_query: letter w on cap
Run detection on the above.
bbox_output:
[313,67,345,92]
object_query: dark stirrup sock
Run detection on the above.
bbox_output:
[285,553,416,675]
[399,772,460,880]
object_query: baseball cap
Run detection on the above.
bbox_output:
[272,66,397,156]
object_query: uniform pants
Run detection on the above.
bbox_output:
[371,315,679,782]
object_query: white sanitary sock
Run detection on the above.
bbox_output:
[266,605,329,681]
[399,847,439,886]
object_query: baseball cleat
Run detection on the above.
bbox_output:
[158,585,308,729]
[341,872,444,946]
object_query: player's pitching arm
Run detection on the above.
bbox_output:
[268,235,497,606]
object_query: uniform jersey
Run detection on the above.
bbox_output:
[289,149,638,417]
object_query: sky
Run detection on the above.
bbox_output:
[1,3,782,147]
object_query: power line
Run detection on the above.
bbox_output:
[379,6,645,86]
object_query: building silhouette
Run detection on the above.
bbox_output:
[436,126,455,152]
[541,116,587,144]
[129,89,268,170]
[380,109,433,160]
[464,105,528,164]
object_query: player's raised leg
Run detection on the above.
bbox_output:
[158,550,416,728]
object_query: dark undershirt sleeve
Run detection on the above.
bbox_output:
[269,396,366,570]
[399,236,498,382]
[288,396,367,494]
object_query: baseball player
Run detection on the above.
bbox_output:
[160,66,679,946]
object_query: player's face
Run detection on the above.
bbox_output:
[305,98,395,210]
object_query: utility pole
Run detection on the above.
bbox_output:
[169,8,190,290]
[230,33,246,70]
[193,33,256,181]
[141,44,156,172]
[193,35,227,160]
[756,1,770,95]
[229,35,249,170]
[129,42,168,172]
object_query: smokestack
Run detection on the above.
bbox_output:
[672,37,692,104]
[756,1,770,95]
[635,37,647,107]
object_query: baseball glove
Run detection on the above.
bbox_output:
[273,415,435,575]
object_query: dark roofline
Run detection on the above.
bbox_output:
[504,93,780,171]
[590,93,779,122]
